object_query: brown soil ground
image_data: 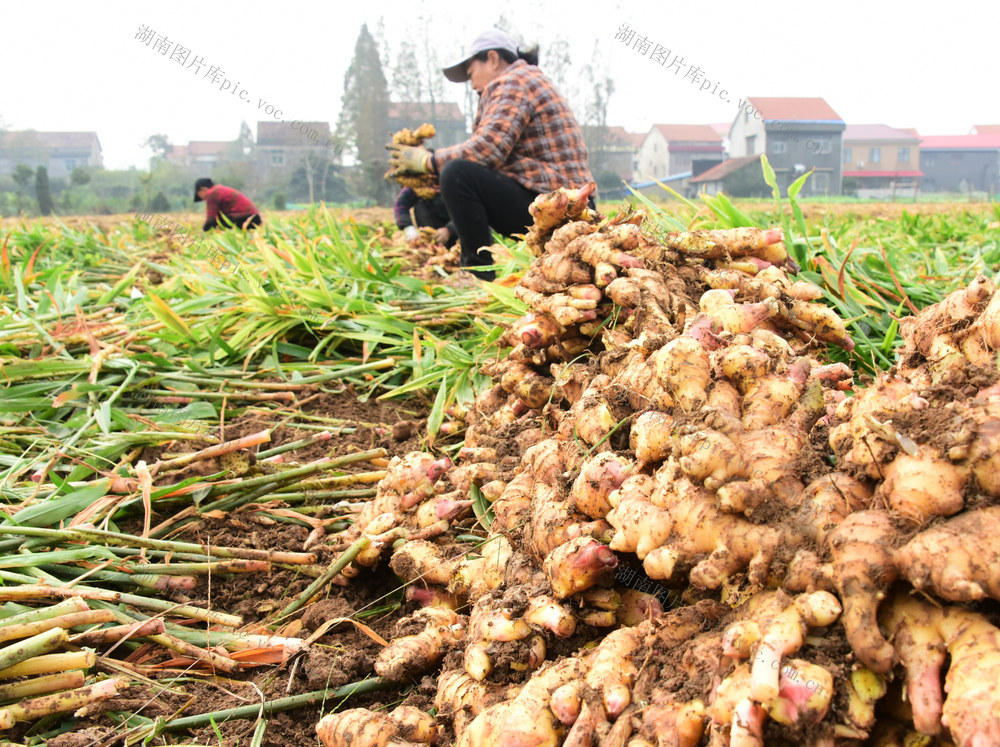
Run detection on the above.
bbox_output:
[17,390,440,747]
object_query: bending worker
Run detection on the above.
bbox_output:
[388,29,593,281]
[394,187,458,247]
[193,178,262,232]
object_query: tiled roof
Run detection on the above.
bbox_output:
[919,134,1000,150]
[388,102,465,122]
[0,130,101,150]
[747,97,843,122]
[187,141,234,155]
[599,126,644,149]
[843,124,921,142]
[652,124,723,143]
[843,170,924,178]
[605,126,630,145]
[690,154,761,183]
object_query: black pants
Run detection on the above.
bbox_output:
[205,213,262,231]
[439,160,540,281]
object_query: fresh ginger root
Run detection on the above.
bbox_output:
[609,354,675,412]
[561,374,617,448]
[739,357,812,430]
[489,359,555,410]
[652,334,712,413]
[880,591,1000,744]
[607,474,673,559]
[529,250,593,290]
[544,220,599,254]
[544,536,619,598]
[375,607,465,682]
[514,284,603,327]
[389,539,460,587]
[569,452,633,519]
[828,374,930,480]
[899,274,994,362]
[377,452,453,512]
[721,590,841,704]
[458,656,587,747]
[876,445,967,524]
[386,123,438,199]
[528,182,596,233]
[964,382,1000,496]
[814,510,899,674]
[662,227,785,259]
[464,598,539,681]
[709,664,768,747]
[640,466,787,588]
[316,705,437,747]
[584,625,643,717]
[389,536,512,605]
[564,233,644,272]
[340,452,453,571]
[776,297,855,351]
[895,505,1000,602]
[629,411,675,465]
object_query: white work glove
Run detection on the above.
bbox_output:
[403,226,420,242]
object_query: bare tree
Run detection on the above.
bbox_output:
[493,14,515,33]
[544,36,573,96]
[391,40,424,104]
[580,42,615,181]
[300,150,332,204]
[417,14,446,123]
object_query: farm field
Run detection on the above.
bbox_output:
[1,189,999,746]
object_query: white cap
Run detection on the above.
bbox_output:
[442,29,518,83]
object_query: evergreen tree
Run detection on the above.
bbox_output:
[373,16,391,71]
[12,164,33,214]
[337,24,392,205]
[150,191,170,213]
[143,134,172,162]
[35,166,54,216]
[237,121,254,157]
[70,167,91,186]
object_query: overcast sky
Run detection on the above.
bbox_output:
[3,0,996,170]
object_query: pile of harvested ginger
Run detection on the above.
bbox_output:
[316,186,1000,747]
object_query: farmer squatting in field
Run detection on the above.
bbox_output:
[193,178,263,232]
[388,29,594,281]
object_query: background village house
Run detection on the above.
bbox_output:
[728,97,846,196]
[841,124,923,199]
[0,131,103,179]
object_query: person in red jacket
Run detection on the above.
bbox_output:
[193,178,262,231]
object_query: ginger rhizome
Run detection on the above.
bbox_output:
[314,192,1000,747]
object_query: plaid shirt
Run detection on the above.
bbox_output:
[431,60,593,194]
